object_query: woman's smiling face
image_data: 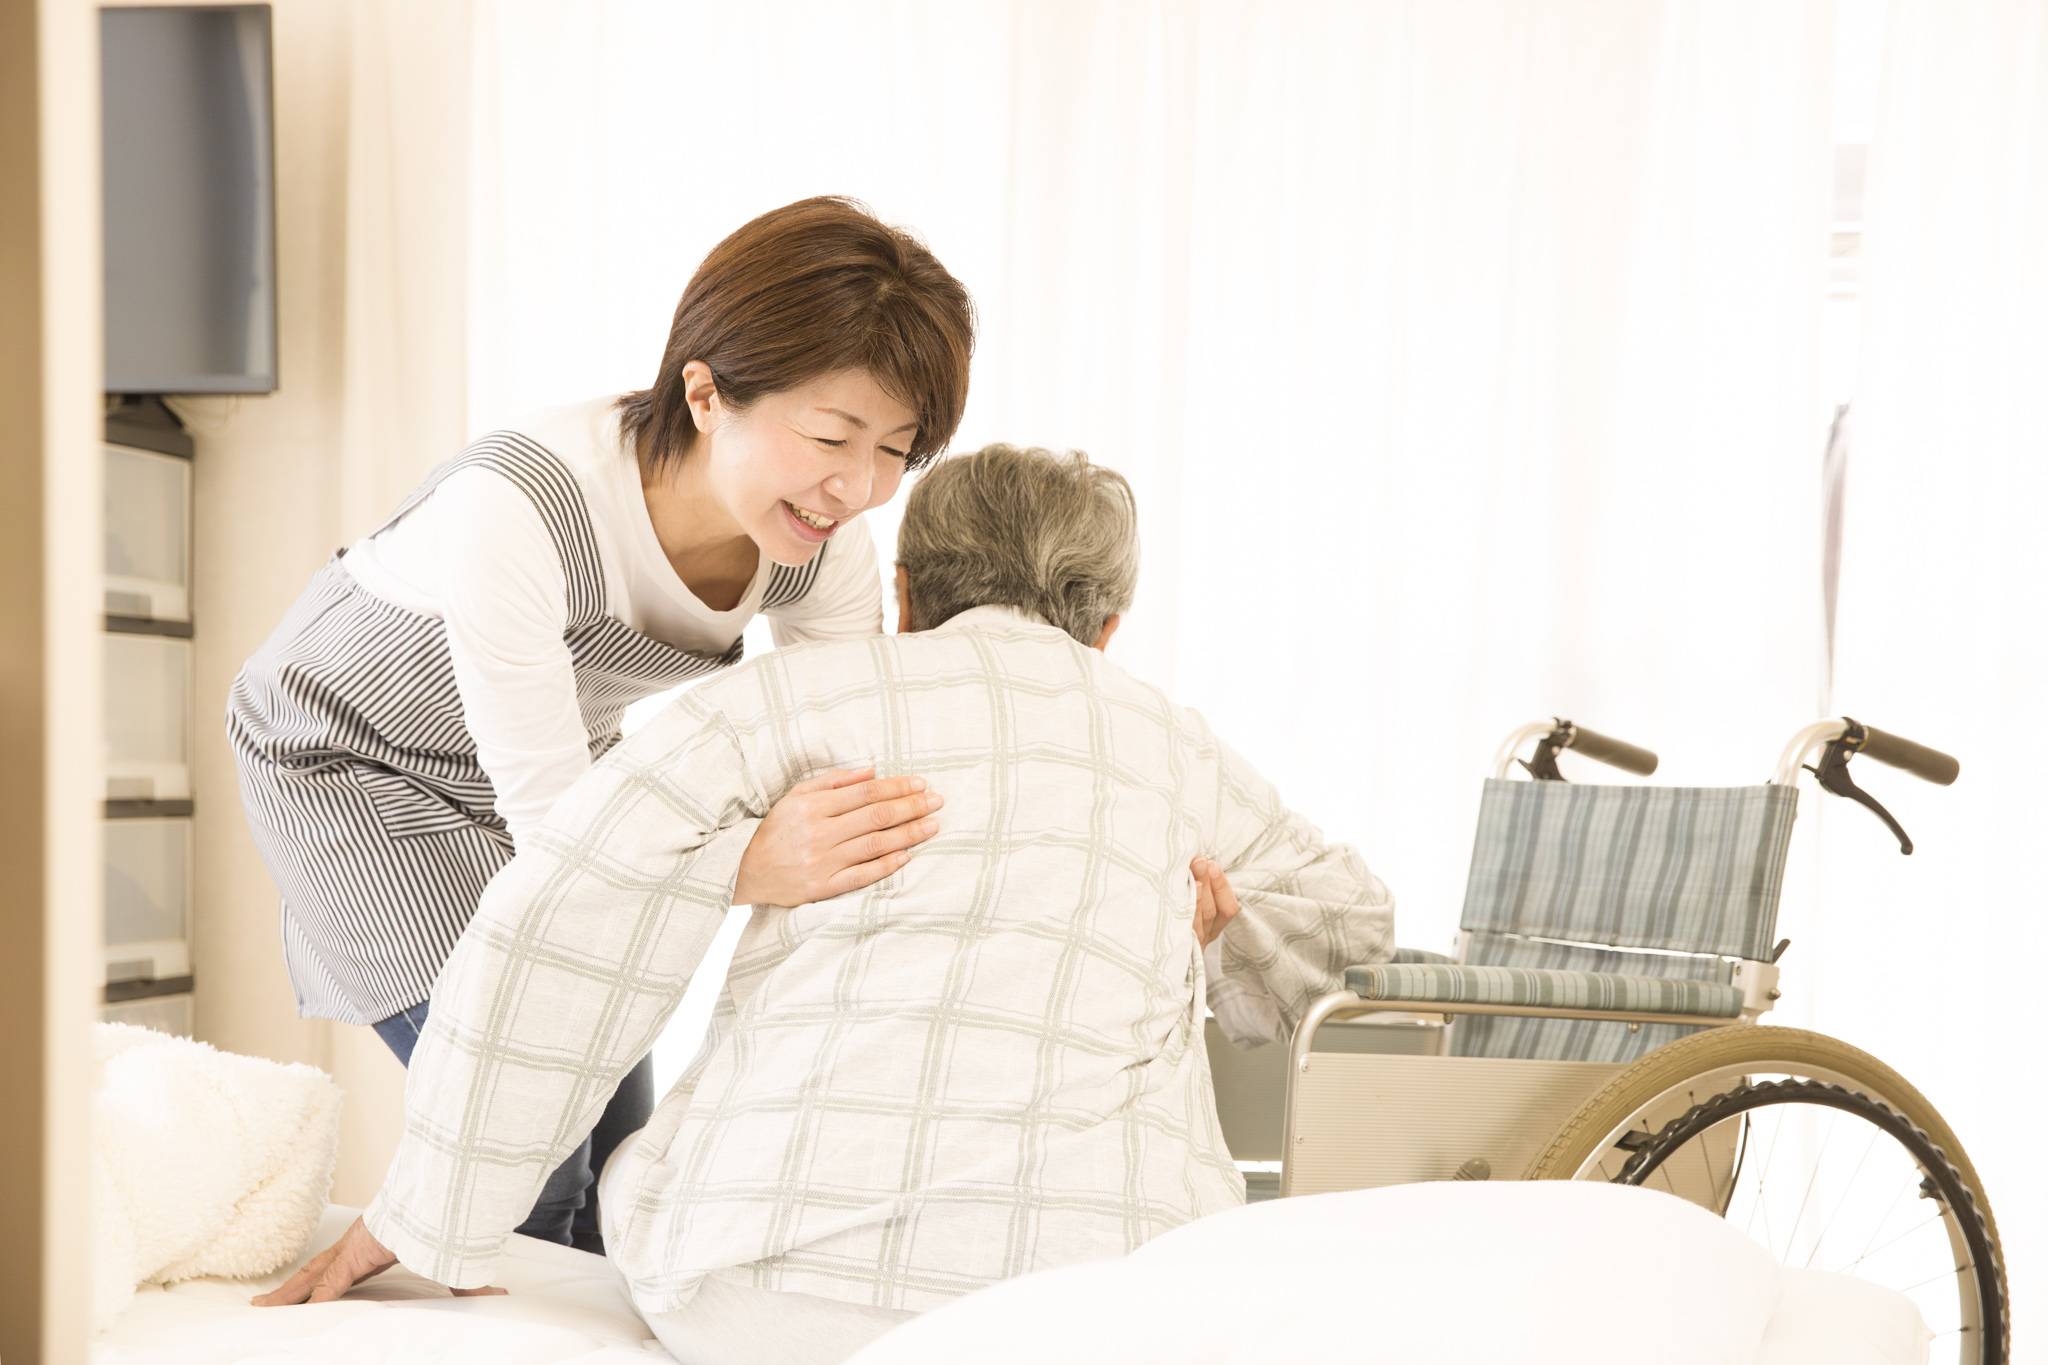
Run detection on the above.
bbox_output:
[687,363,919,566]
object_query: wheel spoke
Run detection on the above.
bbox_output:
[1806,1121,1883,1270]
[1641,1118,1678,1197]
[1850,1174,1917,1270]
[1779,1107,1837,1264]
[1744,1098,1787,1241]
[1897,1262,1971,1297]
[1847,1208,1946,1273]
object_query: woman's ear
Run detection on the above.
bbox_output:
[894,565,915,634]
[681,359,721,434]
[1091,613,1121,652]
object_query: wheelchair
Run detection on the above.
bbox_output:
[1276,717,2008,1364]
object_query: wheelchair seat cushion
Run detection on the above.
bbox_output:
[1344,962,1746,1018]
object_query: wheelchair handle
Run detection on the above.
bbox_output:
[1845,719,1960,786]
[1495,719,1660,781]
[1563,723,1659,777]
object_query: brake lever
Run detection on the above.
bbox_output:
[1518,723,1572,782]
[1805,738,1915,855]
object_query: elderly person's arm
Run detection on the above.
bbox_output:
[1196,727,1395,1047]
[361,697,762,1289]
[257,690,937,1301]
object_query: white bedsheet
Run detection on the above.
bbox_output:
[93,1205,666,1365]
[95,1186,1932,1365]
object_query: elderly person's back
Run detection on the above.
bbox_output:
[363,445,1393,1363]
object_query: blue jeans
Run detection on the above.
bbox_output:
[371,999,655,1254]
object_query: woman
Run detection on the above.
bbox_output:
[227,197,976,1251]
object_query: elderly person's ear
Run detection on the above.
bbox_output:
[895,565,915,634]
[1092,614,1121,652]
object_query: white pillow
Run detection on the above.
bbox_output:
[853,1182,1795,1365]
[92,1023,341,1332]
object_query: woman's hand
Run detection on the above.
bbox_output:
[1191,857,1241,948]
[735,766,944,907]
[249,1215,507,1306]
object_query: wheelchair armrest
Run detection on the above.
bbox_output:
[1389,946,1457,966]
[1343,963,1746,1021]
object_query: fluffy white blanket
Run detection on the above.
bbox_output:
[850,1181,1933,1365]
[92,1023,342,1333]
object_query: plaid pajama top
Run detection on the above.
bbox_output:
[365,605,1394,1313]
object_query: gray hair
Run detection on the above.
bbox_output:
[896,444,1138,645]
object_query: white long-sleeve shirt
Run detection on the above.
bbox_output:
[341,397,884,842]
[366,605,1395,1315]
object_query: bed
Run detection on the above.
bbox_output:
[94,1184,1933,1365]
[94,1204,664,1364]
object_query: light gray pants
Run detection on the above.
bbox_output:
[643,1276,916,1365]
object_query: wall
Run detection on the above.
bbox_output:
[178,0,350,1081]
[174,0,473,1205]
[180,0,378,1196]
[1,0,105,1355]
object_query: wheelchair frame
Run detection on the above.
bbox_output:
[1273,717,2005,1361]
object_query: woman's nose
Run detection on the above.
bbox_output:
[826,454,877,510]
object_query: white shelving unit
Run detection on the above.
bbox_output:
[101,398,196,1033]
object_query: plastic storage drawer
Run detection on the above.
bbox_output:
[103,442,192,622]
[104,632,192,802]
[101,992,194,1037]
[103,816,192,984]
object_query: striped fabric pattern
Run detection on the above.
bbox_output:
[1396,776,1798,1063]
[1458,778,1798,962]
[226,433,823,1024]
[1345,962,1744,1018]
[1442,931,1741,1061]
[364,606,1395,1310]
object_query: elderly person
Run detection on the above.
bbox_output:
[262,444,1395,1364]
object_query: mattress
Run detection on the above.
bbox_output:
[93,1205,666,1364]
[95,1186,1932,1364]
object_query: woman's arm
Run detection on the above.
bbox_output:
[434,469,594,845]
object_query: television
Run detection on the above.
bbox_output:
[101,5,277,395]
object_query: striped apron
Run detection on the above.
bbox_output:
[227,431,825,1025]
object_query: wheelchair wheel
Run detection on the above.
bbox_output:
[1524,1026,2007,1365]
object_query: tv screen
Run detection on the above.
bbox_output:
[102,5,277,395]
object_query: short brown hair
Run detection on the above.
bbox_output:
[618,197,975,472]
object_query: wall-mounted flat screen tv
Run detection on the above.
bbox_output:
[102,4,277,395]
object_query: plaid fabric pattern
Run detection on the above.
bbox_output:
[365,606,1392,1312]
[1344,962,1744,1017]
[1436,932,1740,1062]
[1458,779,1798,961]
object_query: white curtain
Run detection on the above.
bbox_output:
[1820,0,2048,1328]
[468,0,1834,959]
[467,0,1836,1086]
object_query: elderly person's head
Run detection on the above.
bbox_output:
[894,444,1138,650]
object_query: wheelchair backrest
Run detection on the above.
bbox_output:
[1449,779,1798,1062]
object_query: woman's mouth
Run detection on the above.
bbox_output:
[782,501,841,543]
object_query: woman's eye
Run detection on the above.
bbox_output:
[881,447,908,461]
[812,437,847,449]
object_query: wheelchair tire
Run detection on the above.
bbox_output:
[1524,1025,2007,1365]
